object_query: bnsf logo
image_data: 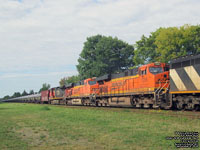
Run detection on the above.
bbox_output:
[112,81,126,87]
[56,90,60,96]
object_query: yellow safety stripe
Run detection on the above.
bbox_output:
[170,90,200,94]
[49,97,63,100]
[111,75,139,82]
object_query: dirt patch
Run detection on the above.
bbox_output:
[14,125,50,147]
[14,122,76,148]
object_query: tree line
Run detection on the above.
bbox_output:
[60,24,200,86]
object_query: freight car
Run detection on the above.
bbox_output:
[3,54,200,111]
[2,94,41,103]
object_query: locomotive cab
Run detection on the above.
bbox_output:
[136,62,170,108]
[71,78,99,97]
[138,62,169,90]
[83,78,99,96]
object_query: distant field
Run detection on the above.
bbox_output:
[0,103,199,150]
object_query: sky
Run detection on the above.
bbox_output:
[0,0,200,97]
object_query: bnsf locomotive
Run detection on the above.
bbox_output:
[4,54,200,111]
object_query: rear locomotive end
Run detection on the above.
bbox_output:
[170,54,200,110]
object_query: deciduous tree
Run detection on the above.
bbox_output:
[22,90,28,96]
[39,83,50,93]
[59,75,80,87]
[29,90,34,95]
[77,35,134,79]
[12,92,21,98]
[133,29,161,65]
[134,24,200,65]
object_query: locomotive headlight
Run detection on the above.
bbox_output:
[154,62,160,66]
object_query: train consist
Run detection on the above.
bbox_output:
[3,54,200,111]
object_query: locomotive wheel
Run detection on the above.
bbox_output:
[65,100,67,105]
[186,103,194,110]
[193,105,200,111]
[130,97,136,108]
[176,102,183,110]
[95,101,99,107]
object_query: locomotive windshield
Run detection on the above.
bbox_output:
[88,80,97,85]
[149,67,163,75]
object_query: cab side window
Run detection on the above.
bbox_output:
[164,67,169,71]
[139,69,147,75]
[141,69,147,75]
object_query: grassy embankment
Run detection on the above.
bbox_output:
[0,103,199,150]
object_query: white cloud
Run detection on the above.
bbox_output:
[0,0,200,97]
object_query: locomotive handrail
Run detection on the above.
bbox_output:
[155,81,161,94]
[165,80,170,92]
[154,81,161,106]
[158,80,169,96]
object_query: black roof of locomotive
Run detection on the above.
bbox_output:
[64,83,74,88]
[170,54,200,64]
[96,67,138,82]
[95,74,111,82]
[169,54,200,69]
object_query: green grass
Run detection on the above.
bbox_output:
[0,103,199,150]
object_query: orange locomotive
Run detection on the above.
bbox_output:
[60,62,170,109]
[64,78,99,105]
[94,62,170,108]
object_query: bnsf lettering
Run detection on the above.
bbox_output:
[112,81,125,87]
[74,88,80,94]
[100,86,108,93]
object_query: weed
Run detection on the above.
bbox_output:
[41,106,50,111]
[40,135,46,140]
[123,109,130,112]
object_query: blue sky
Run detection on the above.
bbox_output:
[0,0,200,97]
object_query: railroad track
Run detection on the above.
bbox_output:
[42,103,200,119]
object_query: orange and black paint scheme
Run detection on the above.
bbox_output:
[93,62,170,108]
[71,78,99,98]
[97,62,169,96]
